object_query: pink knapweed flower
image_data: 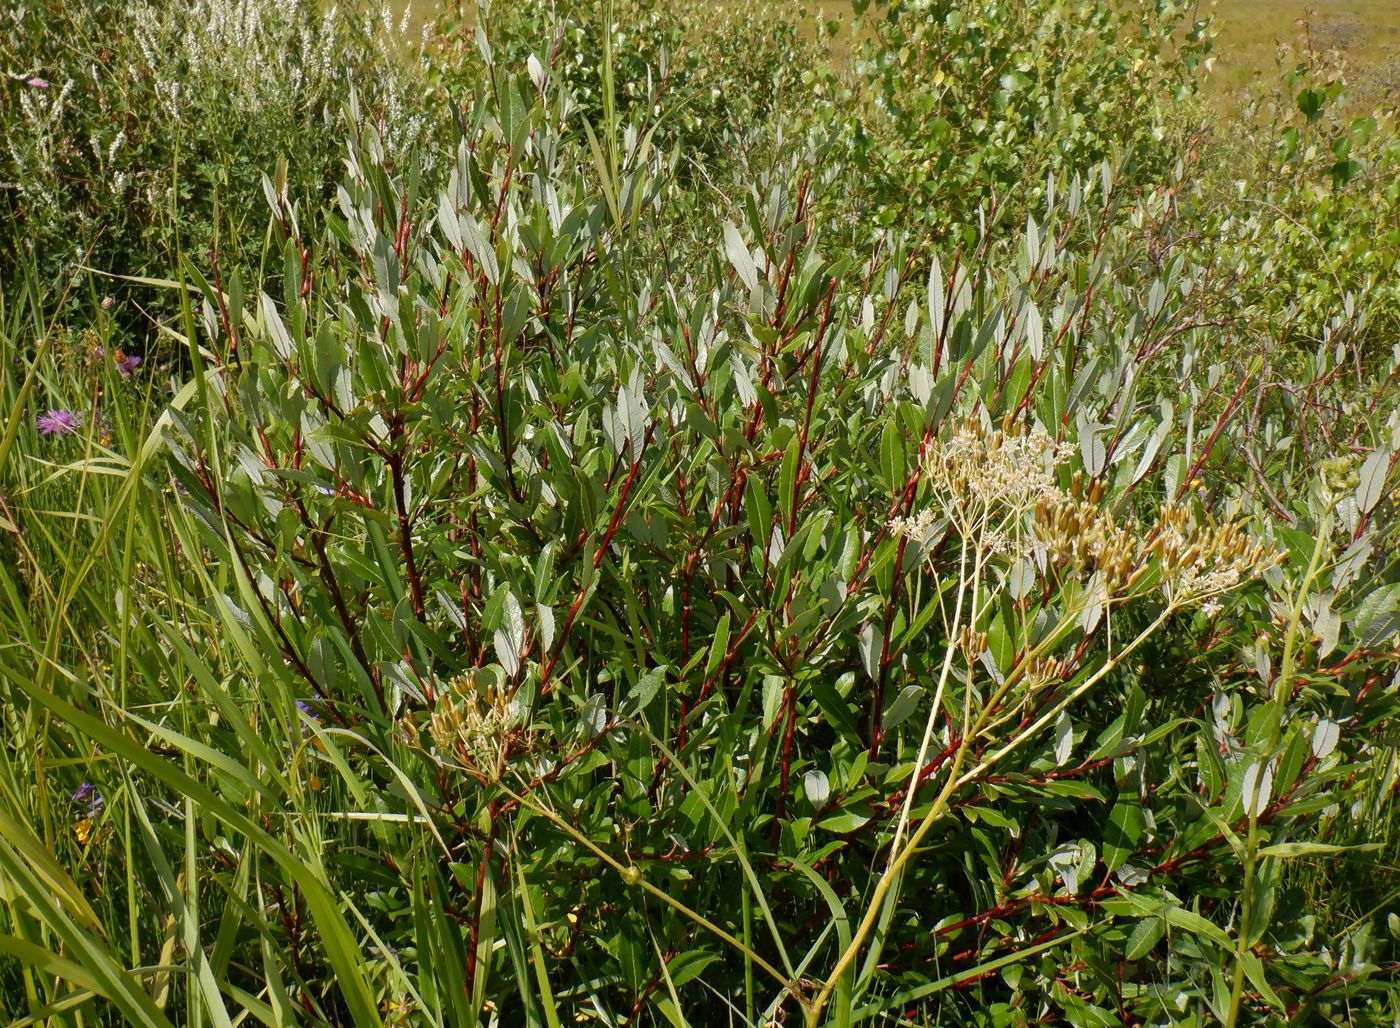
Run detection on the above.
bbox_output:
[96,346,142,376]
[36,409,80,437]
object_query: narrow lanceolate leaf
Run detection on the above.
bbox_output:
[858,622,882,682]
[437,191,463,250]
[927,256,945,344]
[536,602,556,653]
[724,222,759,292]
[1312,593,1341,658]
[1355,446,1390,514]
[1242,761,1273,819]
[458,206,499,284]
[494,590,525,676]
[1053,711,1074,766]
[1257,841,1380,859]
[1024,301,1044,360]
[1077,415,1106,477]
[1132,412,1171,485]
[258,292,294,361]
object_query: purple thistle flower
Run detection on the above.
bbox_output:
[71,782,104,817]
[36,409,80,437]
[27,77,49,90]
[296,698,319,736]
[96,347,142,376]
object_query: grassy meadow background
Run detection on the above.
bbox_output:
[1,0,1399,1025]
[404,0,1400,104]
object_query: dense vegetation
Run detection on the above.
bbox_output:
[1,0,1398,1024]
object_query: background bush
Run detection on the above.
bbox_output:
[0,0,437,293]
[1176,47,1400,365]
[803,0,1213,247]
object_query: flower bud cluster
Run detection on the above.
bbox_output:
[429,673,525,778]
[1023,653,1075,693]
[1033,494,1143,596]
[958,625,989,660]
[1149,504,1279,609]
[1317,454,1360,495]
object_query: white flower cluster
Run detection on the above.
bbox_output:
[935,419,1070,511]
[894,419,1072,555]
[131,0,333,121]
[898,416,1278,617]
[4,78,76,213]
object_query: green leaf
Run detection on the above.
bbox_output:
[880,418,906,490]
[1298,88,1325,120]
[494,589,525,676]
[1104,796,1145,873]
[1355,447,1390,515]
[629,667,666,712]
[724,222,759,292]
[1355,583,1400,649]
[1115,893,1231,950]
[1240,950,1284,1010]
[704,612,731,681]
[883,685,923,732]
[811,676,863,746]
[1125,917,1165,961]
[818,812,871,833]
[779,436,801,526]
[1256,841,1380,859]
[783,856,852,955]
[1244,857,1280,946]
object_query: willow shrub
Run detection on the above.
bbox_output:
[139,43,1400,1025]
[2,30,1399,1028]
[1177,49,1400,366]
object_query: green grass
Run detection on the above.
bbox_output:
[1207,0,1400,106]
